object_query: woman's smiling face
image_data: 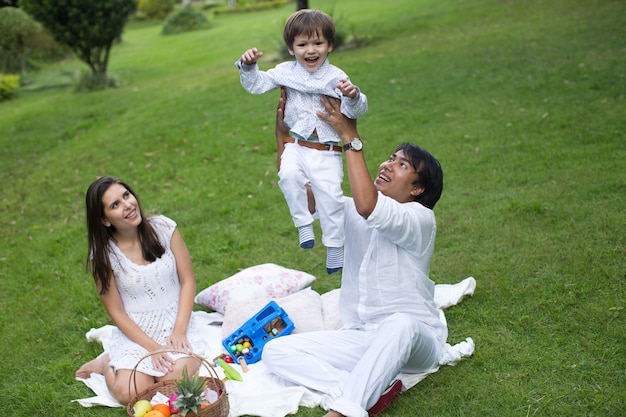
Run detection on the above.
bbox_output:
[101,183,142,230]
[288,32,333,73]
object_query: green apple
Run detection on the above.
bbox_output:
[133,400,152,417]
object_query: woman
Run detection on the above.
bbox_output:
[75,176,203,403]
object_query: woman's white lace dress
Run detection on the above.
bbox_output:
[107,215,204,376]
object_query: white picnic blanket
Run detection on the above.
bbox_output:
[73,277,476,416]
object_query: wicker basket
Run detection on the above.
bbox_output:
[126,350,229,417]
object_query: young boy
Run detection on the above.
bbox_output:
[236,9,368,274]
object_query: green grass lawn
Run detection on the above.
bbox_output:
[1,0,624,415]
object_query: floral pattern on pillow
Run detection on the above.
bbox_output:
[194,263,317,314]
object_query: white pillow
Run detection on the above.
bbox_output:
[321,288,342,330]
[221,287,324,339]
[194,263,317,313]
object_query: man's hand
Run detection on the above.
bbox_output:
[275,87,289,139]
[317,95,358,142]
[275,87,288,171]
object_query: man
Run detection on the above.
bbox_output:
[264,91,446,417]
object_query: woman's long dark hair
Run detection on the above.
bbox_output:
[85,176,165,295]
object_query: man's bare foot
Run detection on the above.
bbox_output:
[323,411,344,417]
[75,352,110,379]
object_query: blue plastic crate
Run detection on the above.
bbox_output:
[222,300,295,364]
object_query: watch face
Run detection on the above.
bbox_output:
[351,138,363,151]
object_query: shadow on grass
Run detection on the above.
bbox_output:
[20,70,76,93]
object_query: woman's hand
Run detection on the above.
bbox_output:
[151,349,175,374]
[167,333,192,353]
[317,96,359,142]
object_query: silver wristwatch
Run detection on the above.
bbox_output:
[343,138,363,152]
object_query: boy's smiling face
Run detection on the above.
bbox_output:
[289,32,333,73]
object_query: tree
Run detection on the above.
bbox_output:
[0,6,40,73]
[296,0,308,10]
[20,0,137,84]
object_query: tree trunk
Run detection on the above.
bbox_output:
[296,0,308,10]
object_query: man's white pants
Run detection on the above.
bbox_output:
[278,143,344,248]
[262,313,442,417]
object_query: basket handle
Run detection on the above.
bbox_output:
[128,349,219,400]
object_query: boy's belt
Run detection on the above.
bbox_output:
[284,137,342,152]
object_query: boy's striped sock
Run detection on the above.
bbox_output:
[326,246,343,274]
[298,224,315,249]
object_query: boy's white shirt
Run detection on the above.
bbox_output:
[237,59,368,143]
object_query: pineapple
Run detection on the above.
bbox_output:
[173,365,209,416]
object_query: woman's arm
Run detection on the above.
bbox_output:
[169,228,196,352]
[317,96,378,218]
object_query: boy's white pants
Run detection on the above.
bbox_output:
[262,313,442,417]
[278,143,344,248]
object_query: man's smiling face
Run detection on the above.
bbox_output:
[374,150,424,203]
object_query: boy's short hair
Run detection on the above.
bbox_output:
[283,9,336,49]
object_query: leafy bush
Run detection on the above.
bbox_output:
[0,6,41,73]
[74,70,119,91]
[199,0,220,11]
[0,8,68,73]
[26,27,70,66]
[0,73,20,100]
[330,11,371,51]
[138,0,175,19]
[162,6,209,35]
[20,0,137,89]
[213,0,288,14]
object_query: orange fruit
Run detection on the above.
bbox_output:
[152,404,171,417]
[144,410,165,417]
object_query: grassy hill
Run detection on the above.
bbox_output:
[0,0,624,415]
